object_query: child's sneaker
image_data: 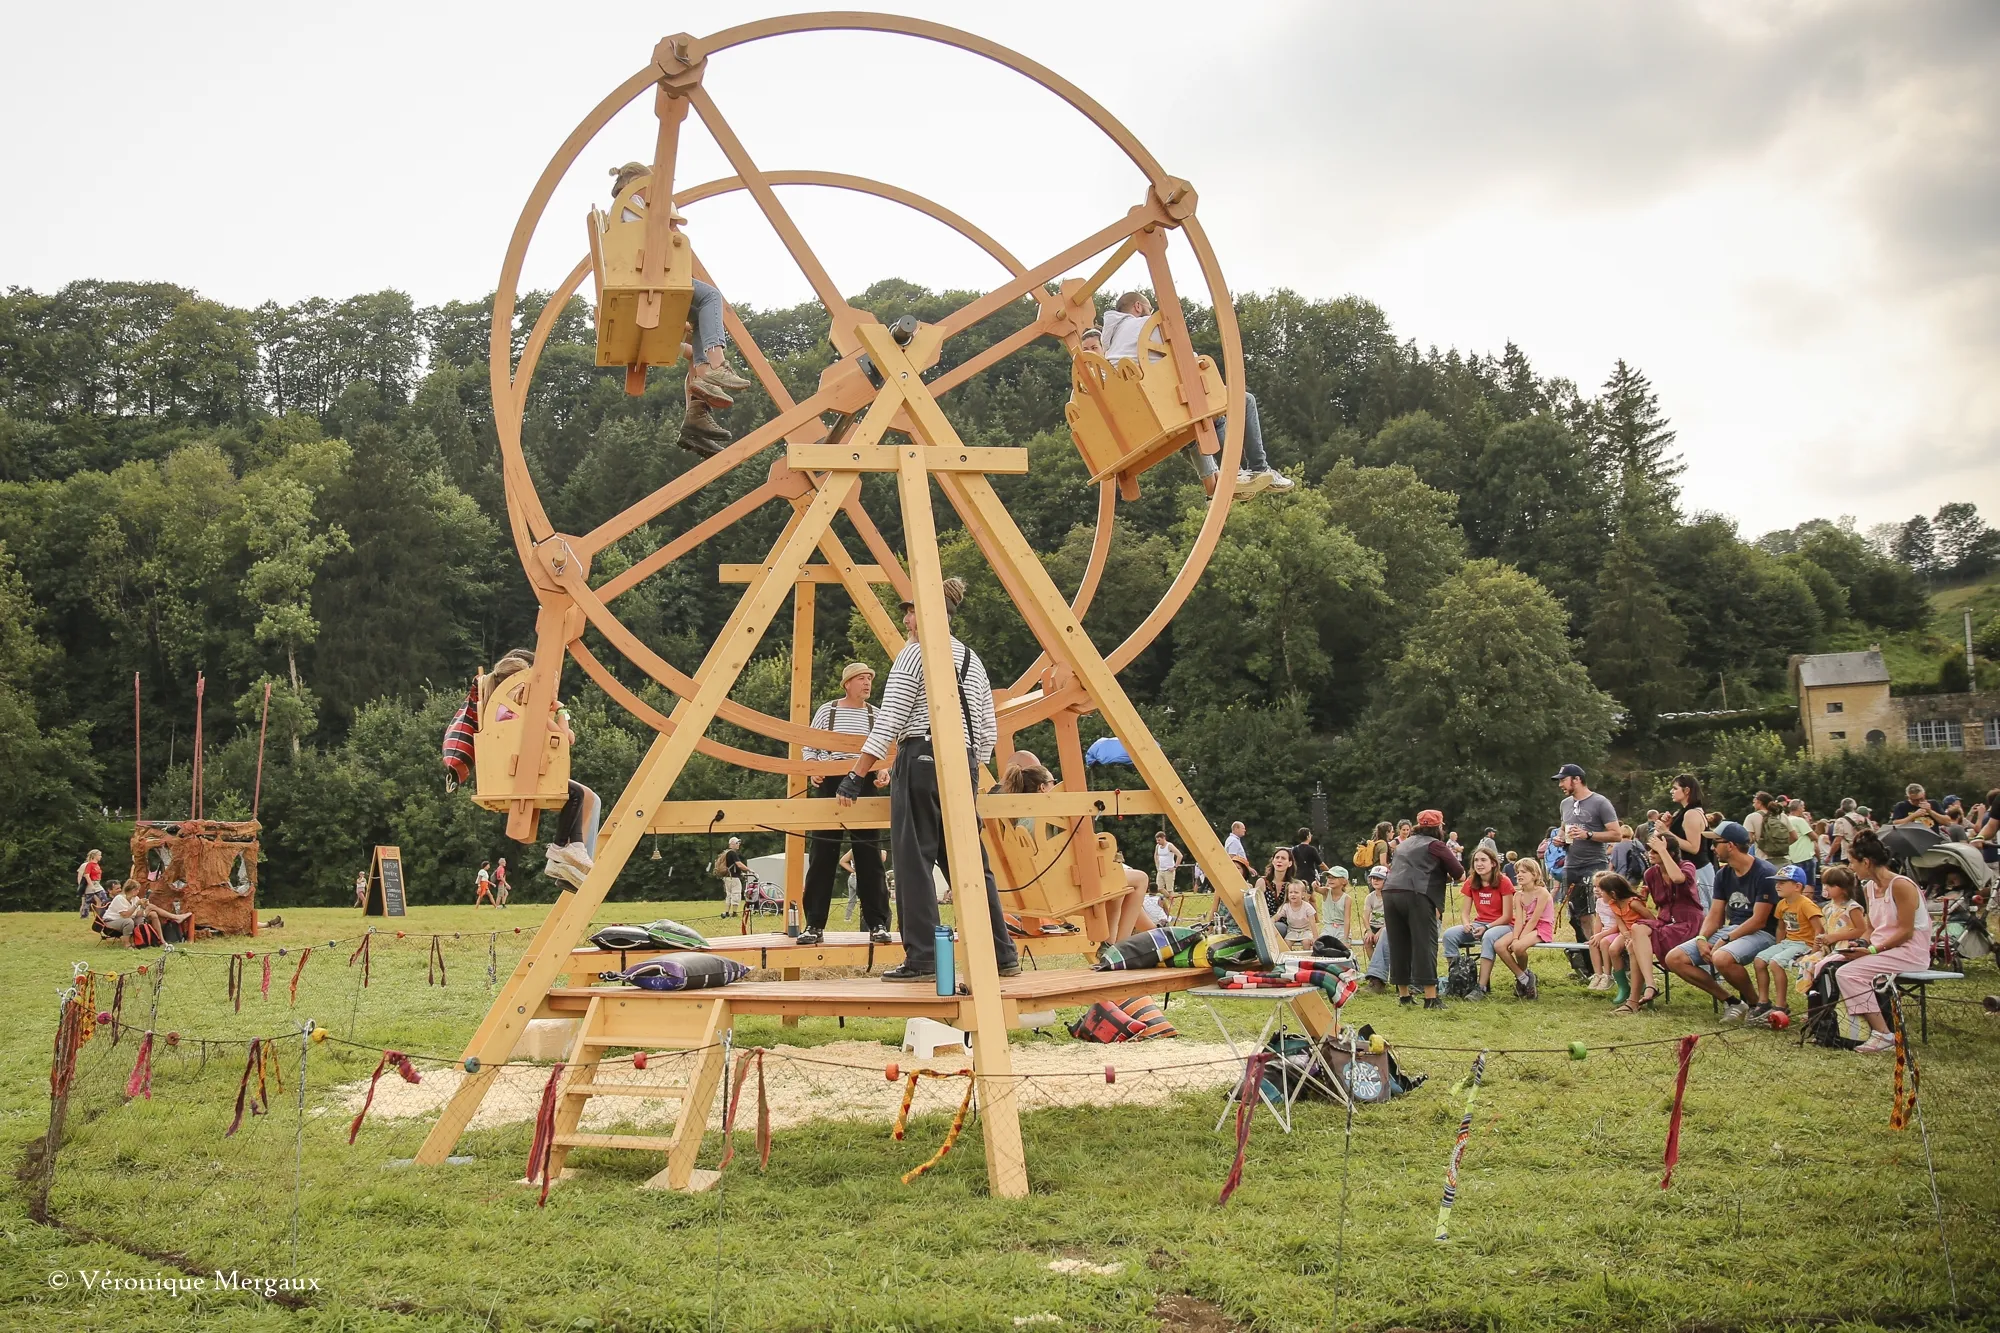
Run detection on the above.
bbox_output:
[1853,1030,1896,1053]
[1520,970,1540,1000]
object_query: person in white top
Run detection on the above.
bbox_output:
[800,663,892,946]
[1097,292,1292,498]
[1152,830,1182,896]
[838,577,1020,983]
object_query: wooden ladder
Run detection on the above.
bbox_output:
[541,993,733,1193]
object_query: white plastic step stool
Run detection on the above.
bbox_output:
[901,1017,972,1060]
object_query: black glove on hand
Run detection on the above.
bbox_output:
[837,772,867,802]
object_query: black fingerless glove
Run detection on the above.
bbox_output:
[837,772,867,802]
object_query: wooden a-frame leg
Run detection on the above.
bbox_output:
[649,996,732,1192]
[539,996,604,1186]
[415,476,858,1164]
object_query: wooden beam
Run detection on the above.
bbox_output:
[786,444,1028,474]
[719,562,888,584]
[858,322,1028,1199]
[639,789,1164,834]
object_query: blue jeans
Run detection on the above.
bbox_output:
[1365,934,1390,982]
[1184,390,1270,477]
[690,279,725,358]
[1443,922,1506,961]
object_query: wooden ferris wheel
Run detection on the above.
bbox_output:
[422,14,1302,1198]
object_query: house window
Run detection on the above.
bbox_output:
[1827,731,1847,741]
[1826,701,1844,714]
[1866,730,1886,746]
[1907,718,1964,751]
[1988,716,2000,748]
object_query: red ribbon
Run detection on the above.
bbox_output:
[289,948,311,1006]
[1890,1031,1918,1130]
[1219,1052,1275,1206]
[1660,1034,1700,1189]
[428,936,447,988]
[526,1062,567,1206]
[125,1031,155,1100]
[227,1038,270,1136]
[346,1050,420,1145]
[348,934,371,988]
[227,955,244,1012]
[718,1048,770,1173]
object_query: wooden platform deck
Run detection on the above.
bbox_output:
[538,965,1216,1030]
[567,928,1089,976]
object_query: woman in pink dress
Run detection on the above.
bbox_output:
[1834,829,1934,1054]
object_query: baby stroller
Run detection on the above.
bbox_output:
[1879,825,1998,971]
[740,871,785,918]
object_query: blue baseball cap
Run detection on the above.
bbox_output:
[1552,764,1585,781]
[1778,863,1809,884]
[1715,821,1752,849]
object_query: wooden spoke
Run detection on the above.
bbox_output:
[594,478,786,604]
[684,86,864,355]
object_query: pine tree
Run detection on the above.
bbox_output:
[1891,514,1938,579]
[1584,530,1691,738]
[1593,359,1683,528]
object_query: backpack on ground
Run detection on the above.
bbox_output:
[1800,957,1859,1049]
[1755,811,1795,860]
[1443,953,1482,999]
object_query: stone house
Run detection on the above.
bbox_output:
[1791,648,2000,783]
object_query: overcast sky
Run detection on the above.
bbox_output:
[4,1,1993,536]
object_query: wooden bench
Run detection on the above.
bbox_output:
[1893,969,1963,1043]
[1531,939,1671,1001]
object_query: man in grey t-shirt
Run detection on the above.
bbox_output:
[1553,763,1618,929]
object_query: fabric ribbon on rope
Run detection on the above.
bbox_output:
[1660,1034,1700,1189]
[1219,1051,1276,1206]
[1886,989,1919,1131]
[526,1062,567,1207]
[124,1031,155,1101]
[1434,1051,1488,1240]
[718,1047,771,1173]
[890,1067,977,1185]
[289,948,311,1006]
[228,955,245,1012]
[109,973,125,1046]
[260,953,271,1000]
[346,1050,420,1145]
[74,973,97,1046]
[50,993,86,1100]
[428,936,447,988]
[226,1037,283,1136]
[348,934,371,988]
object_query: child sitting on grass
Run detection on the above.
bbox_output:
[1751,865,1822,1024]
[1274,881,1319,949]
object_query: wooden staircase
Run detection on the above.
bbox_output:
[541,992,732,1193]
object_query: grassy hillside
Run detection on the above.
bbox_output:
[1815,569,2000,690]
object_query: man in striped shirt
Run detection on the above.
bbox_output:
[799,662,892,946]
[836,577,1021,983]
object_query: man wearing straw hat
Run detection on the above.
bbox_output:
[799,662,892,947]
[836,577,1021,984]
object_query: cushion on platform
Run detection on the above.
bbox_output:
[617,955,748,991]
[639,918,710,950]
[588,924,656,951]
[1069,1000,1148,1043]
[1090,926,1208,972]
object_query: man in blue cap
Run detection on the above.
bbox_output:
[1661,820,1779,1020]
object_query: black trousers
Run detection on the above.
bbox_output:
[803,773,890,930]
[890,739,1019,973]
[1383,890,1441,989]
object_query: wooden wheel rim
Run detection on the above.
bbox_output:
[491,13,1246,762]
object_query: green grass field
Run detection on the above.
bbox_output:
[4,898,1998,1332]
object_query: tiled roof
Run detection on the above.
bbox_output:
[1795,650,1890,689]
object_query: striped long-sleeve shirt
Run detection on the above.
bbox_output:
[803,699,877,763]
[860,637,997,764]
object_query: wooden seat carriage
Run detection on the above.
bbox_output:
[982,809,1133,944]
[470,666,572,840]
[587,175,694,390]
[1066,308,1227,496]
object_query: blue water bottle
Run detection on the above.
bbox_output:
[935,925,956,996]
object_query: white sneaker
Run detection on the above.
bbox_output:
[1259,469,1294,493]
[1239,468,1273,495]
[1853,1031,1896,1054]
[1721,1000,1748,1022]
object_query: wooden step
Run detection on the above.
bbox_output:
[553,1132,677,1152]
[577,1034,705,1048]
[562,1082,687,1099]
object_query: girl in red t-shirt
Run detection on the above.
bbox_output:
[1441,849,1515,998]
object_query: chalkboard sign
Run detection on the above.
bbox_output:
[366,845,408,917]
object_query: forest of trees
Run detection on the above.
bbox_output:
[0,277,1985,908]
